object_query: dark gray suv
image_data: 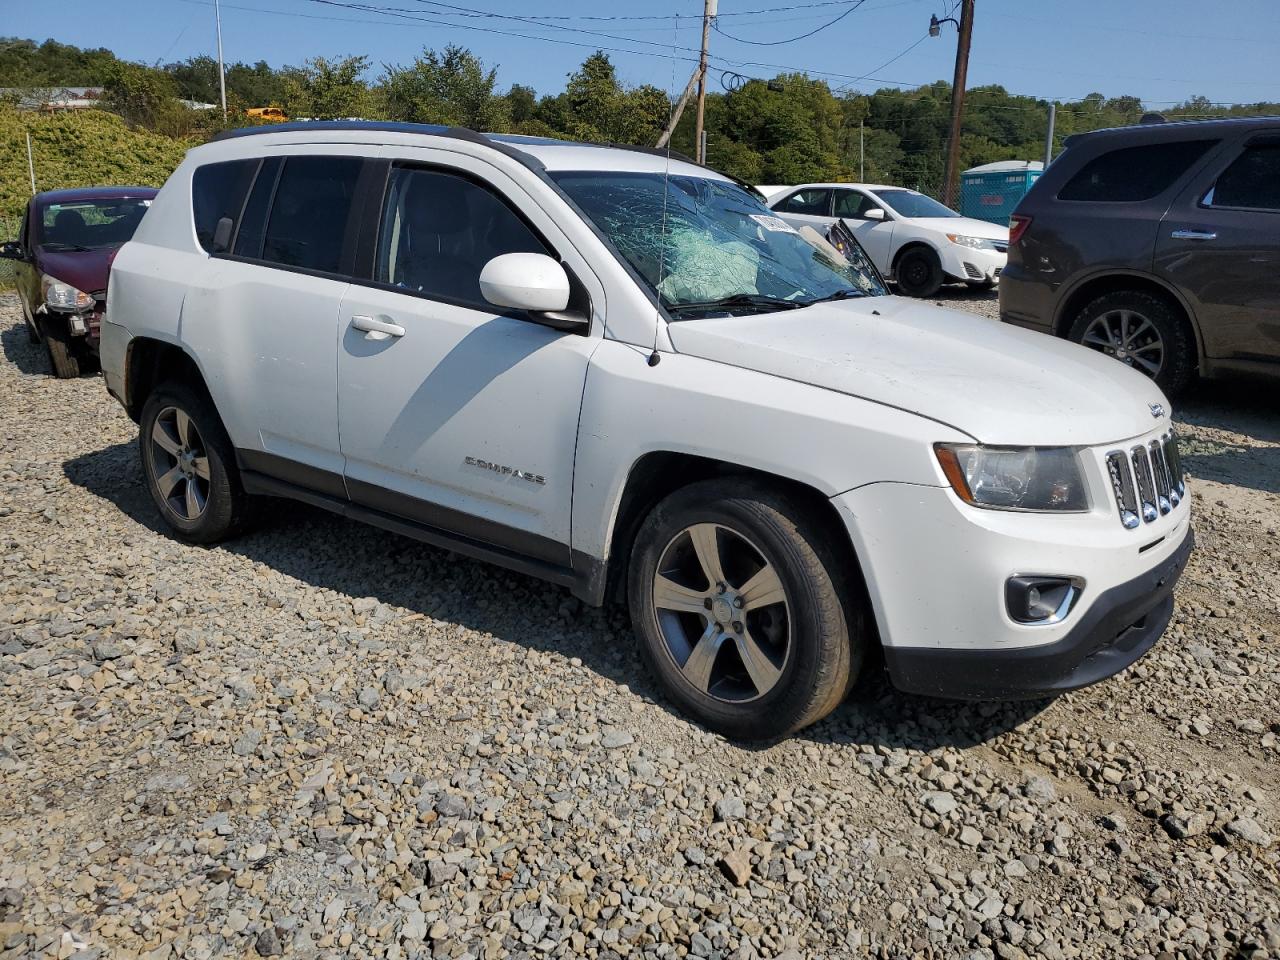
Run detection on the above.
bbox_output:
[1000,116,1280,395]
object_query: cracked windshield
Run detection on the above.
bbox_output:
[551,171,884,317]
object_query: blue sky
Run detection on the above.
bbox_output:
[9,0,1279,107]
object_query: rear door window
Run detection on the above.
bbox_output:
[261,156,363,274]
[833,190,878,219]
[1205,142,1280,211]
[375,165,550,309]
[774,189,832,216]
[192,159,258,252]
[232,157,282,258]
[1058,140,1217,202]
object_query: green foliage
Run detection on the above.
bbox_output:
[4,32,1280,229]
[282,55,371,120]
[0,102,190,237]
[0,37,120,86]
[383,45,509,130]
[539,52,669,145]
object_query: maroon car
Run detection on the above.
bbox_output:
[1,186,157,378]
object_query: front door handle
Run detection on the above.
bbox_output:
[1170,229,1217,241]
[351,314,405,341]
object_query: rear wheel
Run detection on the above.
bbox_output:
[1067,290,1194,396]
[895,247,944,298]
[627,479,864,740]
[139,382,252,543]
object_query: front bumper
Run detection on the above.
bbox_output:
[938,244,1006,284]
[831,468,1193,702]
[883,526,1192,699]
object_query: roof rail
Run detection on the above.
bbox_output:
[211,119,492,145]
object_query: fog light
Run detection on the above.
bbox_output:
[1006,575,1083,624]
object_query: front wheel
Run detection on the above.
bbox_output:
[895,247,944,298]
[139,382,252,543]
[627,479,864,740]
[44,326,81,379]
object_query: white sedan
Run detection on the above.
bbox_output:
[762,183,1009,298]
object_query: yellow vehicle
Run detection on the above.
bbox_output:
[246,106,288,123]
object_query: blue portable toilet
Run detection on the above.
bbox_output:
[960,160,1044,225]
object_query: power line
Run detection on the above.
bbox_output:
[712,1,867,46]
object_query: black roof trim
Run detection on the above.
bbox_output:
[211,120,493,144]
[1072,114,1280,141]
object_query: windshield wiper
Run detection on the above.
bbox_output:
[802,288,866,305]
[667,293,805,318]
[41,242,92,252]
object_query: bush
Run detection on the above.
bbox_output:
[0,103,191,235]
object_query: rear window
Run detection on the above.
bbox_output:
[774,189,831,216]
[192,159,258,252]
[1058,140,1216,203]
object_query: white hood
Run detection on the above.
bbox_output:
[667,297,1170,446]
[905,216,1009,241]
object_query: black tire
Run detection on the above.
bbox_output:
[627,478,865,741]
[139,382,252,544]
[25,315,39,344]
[1067,290,1195,396]
[43,321,81,379]
[895,246,944,298]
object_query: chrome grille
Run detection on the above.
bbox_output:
[1106,430,1184,529]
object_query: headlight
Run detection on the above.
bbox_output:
[935,444,1088,511]
[946,234,1000,250]
[42,274,94,312]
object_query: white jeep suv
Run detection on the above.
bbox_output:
[764,182,1009,298]
[102,123,1192,740]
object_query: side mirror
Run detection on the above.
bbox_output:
[863,207,887,221]
[211,216,234,254]
[480,252,572,314]
[0,240,24,261]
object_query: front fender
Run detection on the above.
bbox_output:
[571,340,968,564]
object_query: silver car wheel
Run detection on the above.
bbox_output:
[651,522,791,703]
[149,406,211,521]
[1081,308,1165,378]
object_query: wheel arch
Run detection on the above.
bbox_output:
[890,239,940,278]
[595,452,875,639]
[123,337,213,423]
[1052,271,1203,366]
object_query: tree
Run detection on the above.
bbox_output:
[382,45,507,130]
[550,52,669,145]
[282,55,370,120]
[504,83,538,124]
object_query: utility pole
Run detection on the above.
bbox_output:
[656,66,702,149]
[694,0,717,164]
[214,0,227,118]
[1044,101,1056,167]
[940,0,974,208]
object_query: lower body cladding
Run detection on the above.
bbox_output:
[833,482,1193,700]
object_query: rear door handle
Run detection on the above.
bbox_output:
[350,314,405,341]
[1170,229,1217,241]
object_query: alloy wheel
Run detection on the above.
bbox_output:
[149,406,211,521]
[1081,308,1165,378]
[650,523,791,703]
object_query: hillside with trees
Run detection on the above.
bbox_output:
[2,34,1277,220]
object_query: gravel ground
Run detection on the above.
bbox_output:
[1,289,1277,960]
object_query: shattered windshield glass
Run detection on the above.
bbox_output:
[551,171,884,318]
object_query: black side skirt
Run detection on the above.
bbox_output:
[236,450,606,604]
